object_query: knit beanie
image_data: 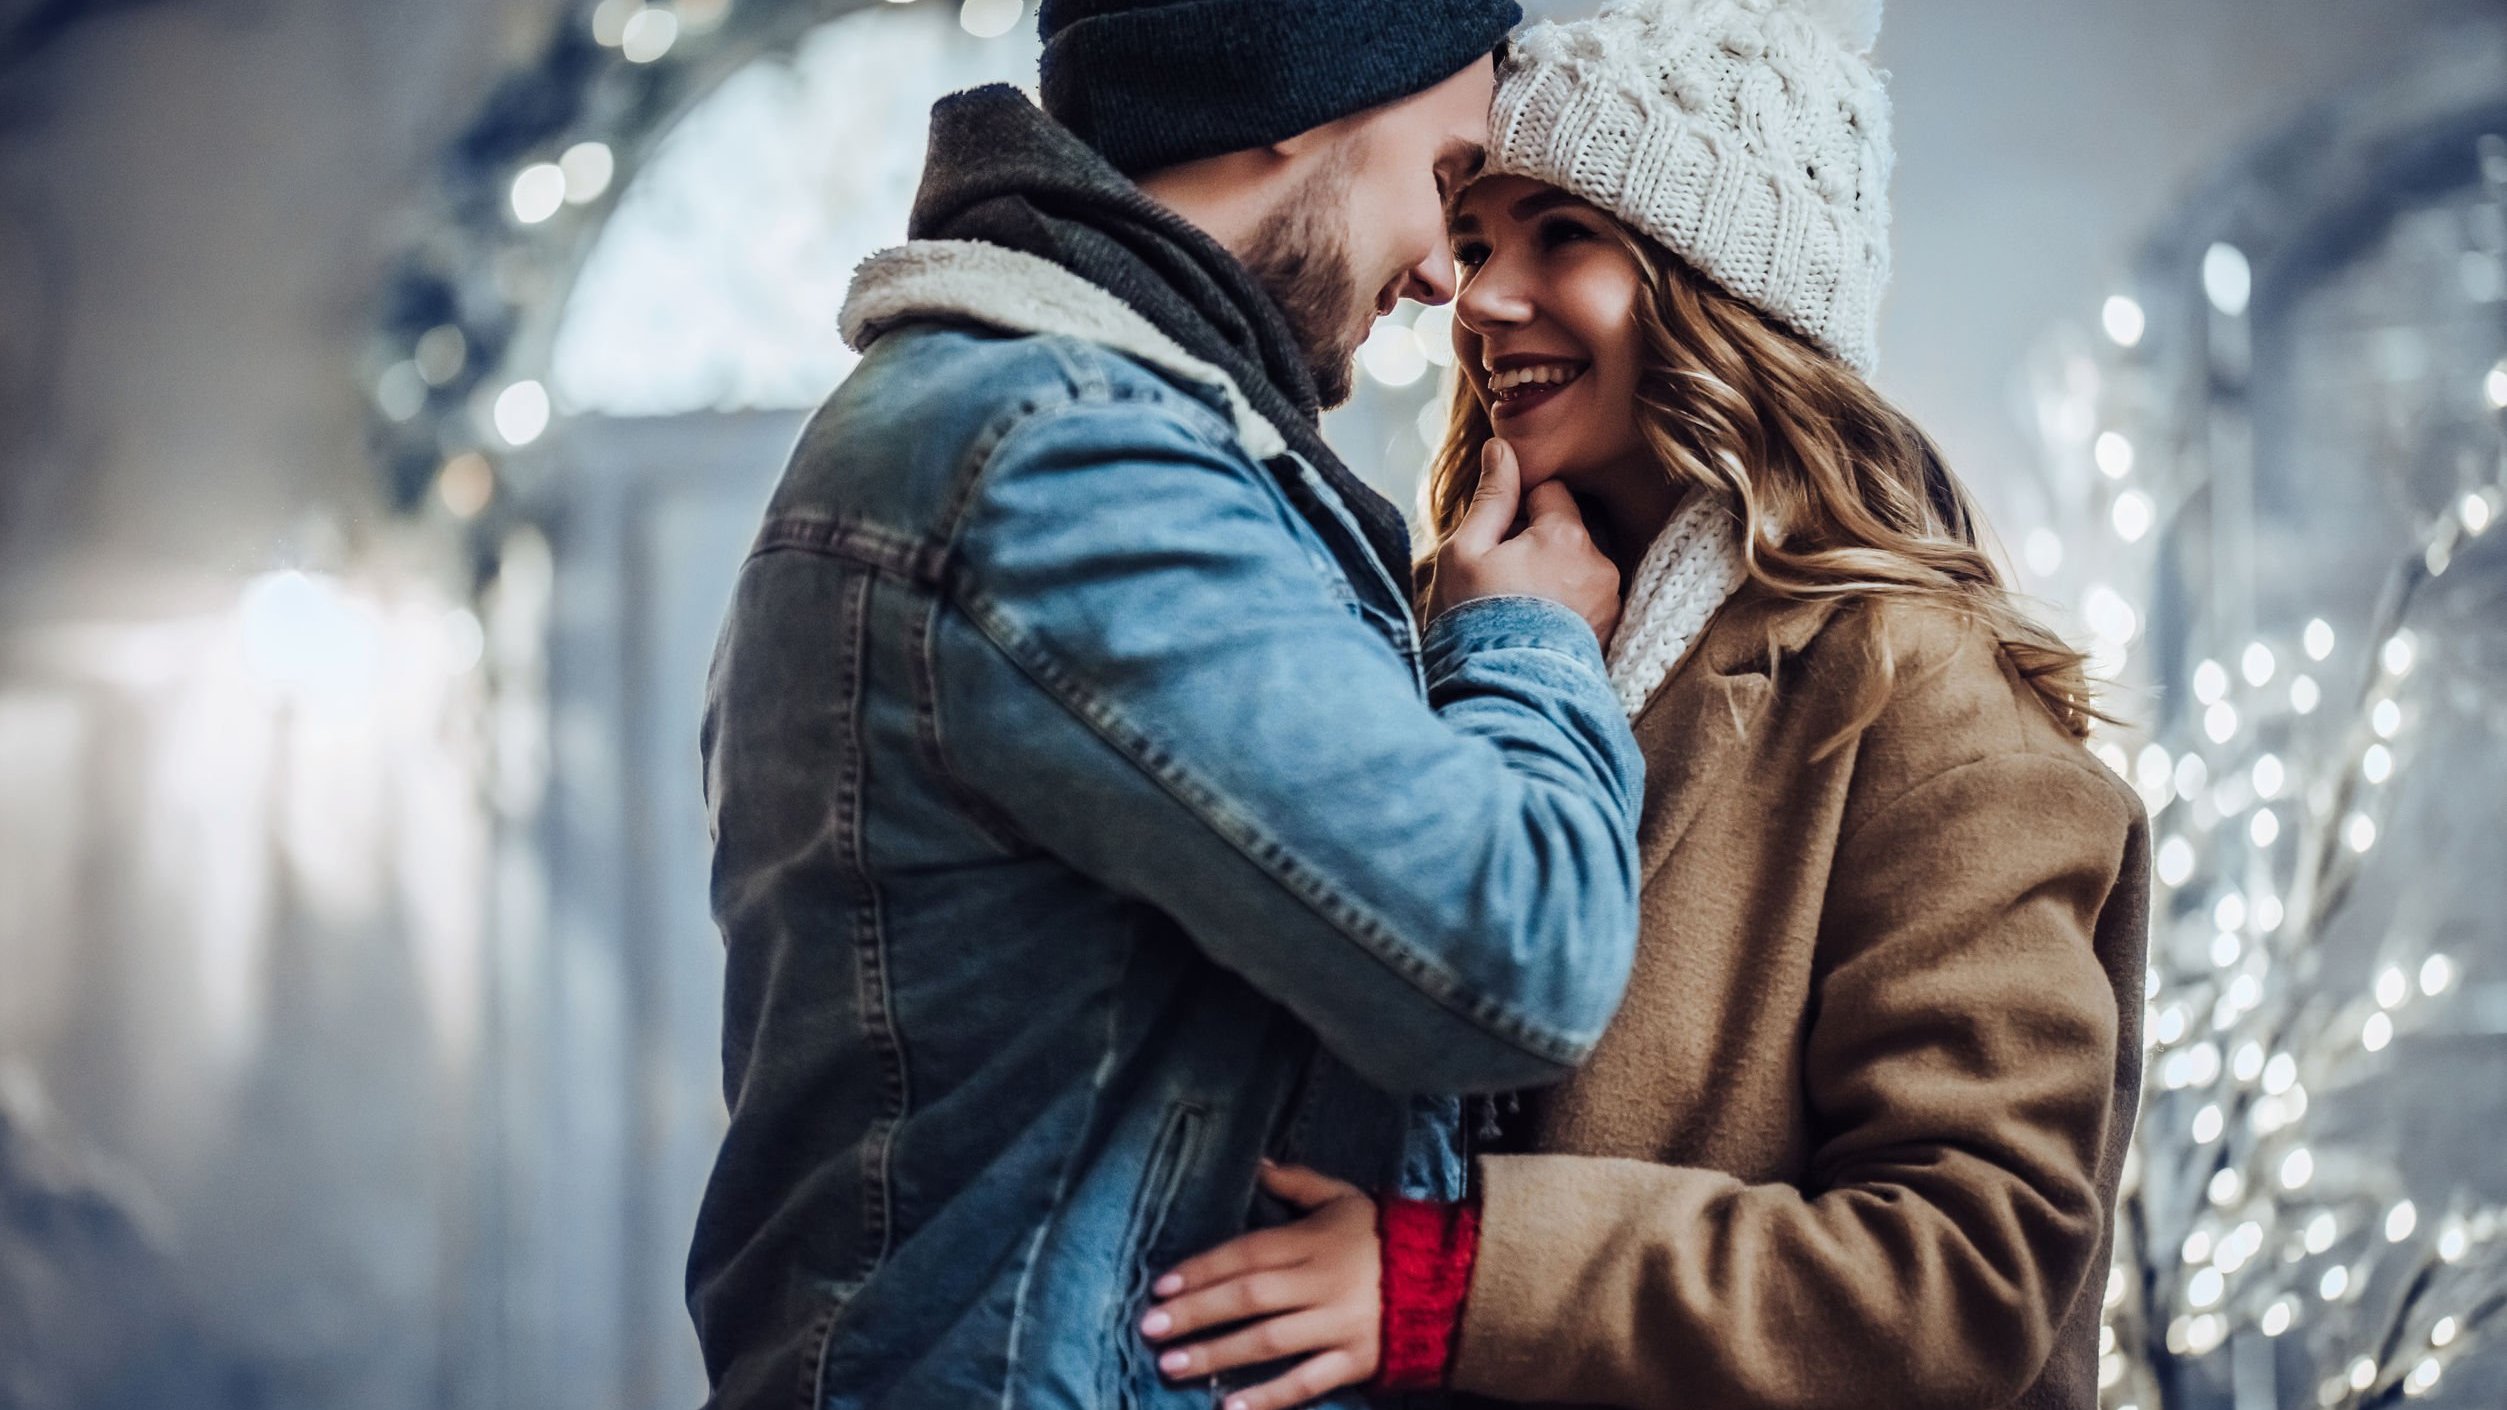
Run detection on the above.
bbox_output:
[1039,0,1522,177]
[1488,0,1892,375]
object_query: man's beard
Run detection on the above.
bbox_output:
[1241,152,1369,410]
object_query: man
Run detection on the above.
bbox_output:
[690,3,1644,1406]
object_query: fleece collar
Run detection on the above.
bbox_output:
[840,238,1288,462]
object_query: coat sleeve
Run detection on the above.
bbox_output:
[1449,751,2134,1410]
[936,388,1645,1096]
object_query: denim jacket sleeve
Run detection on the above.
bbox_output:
[932,386,1644,1095]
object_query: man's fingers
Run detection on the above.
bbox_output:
[1450,438,1521,554]
[1256,1161,1362,1211]
[1143,1267,1317,1343]
[1222,1349,1368,1410]
[1153,1310,1349,1384]
[1523,479,1587,532]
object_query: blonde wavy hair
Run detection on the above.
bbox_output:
[1417,213,2103,746]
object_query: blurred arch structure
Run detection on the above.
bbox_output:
[548,2,1037,416]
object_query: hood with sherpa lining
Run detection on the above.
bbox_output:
[840,239,1287,461]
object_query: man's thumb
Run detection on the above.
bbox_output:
[1452,438,1521,553]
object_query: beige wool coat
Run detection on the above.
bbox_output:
[1449,585,2150,1410]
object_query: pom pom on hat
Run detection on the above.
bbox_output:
[1798,0,1882,56]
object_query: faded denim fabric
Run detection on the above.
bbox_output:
[690,321,1643,1410]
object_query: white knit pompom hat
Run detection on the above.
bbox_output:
[1487,0,1892,375]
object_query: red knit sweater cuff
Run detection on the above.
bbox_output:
[1371,1194,1481,1392]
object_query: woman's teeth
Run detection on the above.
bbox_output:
[1488,362,1587,401]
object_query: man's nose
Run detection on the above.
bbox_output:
[1400,242,1460,307]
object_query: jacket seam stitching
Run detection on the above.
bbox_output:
[800,1294,842,1410]
[835,568,910,1287]
[753,514,948,584]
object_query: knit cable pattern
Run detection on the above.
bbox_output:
[1604,490,1748,717]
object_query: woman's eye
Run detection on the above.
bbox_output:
[1539,218,1594,250]
[1451,240,1491,269]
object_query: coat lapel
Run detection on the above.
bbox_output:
[1629,589,1843,881]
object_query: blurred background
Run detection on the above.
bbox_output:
[1,1,2504,1408]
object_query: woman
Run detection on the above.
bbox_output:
[1135,2,2151,1409]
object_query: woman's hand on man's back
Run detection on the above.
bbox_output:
[1137,1161,1381,1410]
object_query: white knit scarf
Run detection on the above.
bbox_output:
[1603,491,1749,718]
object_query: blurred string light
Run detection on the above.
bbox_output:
[2036,137,2507,1410]
[960,0,1025,38]
[376,360,427,421]
[590,0,639,46]
[2202,242,2252,317]
[415,325,467,385]
[436,452,495,519]
[2241,642,2275,687]
[2111,490,2154,542]
[492,380,551,447]
[511,162,567,224]
[1359,317,1428,389]
[559,142,616,205]
[621,5,682,62]
[2096,431,2136,479]
[2381,631,2416,677]
[2103,294,2146,348]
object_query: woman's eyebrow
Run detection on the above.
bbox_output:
[1451,188,1588,234]
[1508,189,1586,221]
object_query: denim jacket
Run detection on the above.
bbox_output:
[689,240,1644,1410]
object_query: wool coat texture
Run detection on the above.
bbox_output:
[1450,585,2151,1410]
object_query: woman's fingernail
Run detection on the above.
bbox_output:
[1153,1272,1184,1296]
[1160,1349,1191,1374]
[1227,1398,1250,1410]
[1140,1310,1171,1336]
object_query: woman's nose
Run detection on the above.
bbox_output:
[1455,263,1533,334]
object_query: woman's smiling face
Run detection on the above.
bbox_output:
[1449,175,1649,495]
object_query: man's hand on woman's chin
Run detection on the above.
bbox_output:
[1137,1161,1381,1410]
[1430,437,1624,645]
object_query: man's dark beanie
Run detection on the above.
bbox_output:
[1037,0,1524,176]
